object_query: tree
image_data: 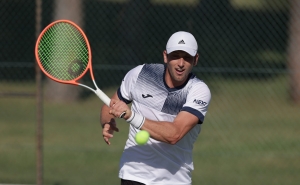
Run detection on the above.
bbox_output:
[288,0,300,104]
[45,0,83,102]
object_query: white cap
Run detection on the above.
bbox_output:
[166,31,198,56]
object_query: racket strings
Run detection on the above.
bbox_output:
[37,22,89,81]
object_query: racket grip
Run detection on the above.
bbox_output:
[95,89,111,107]
[95,89,126,118]
[119,112,126,118]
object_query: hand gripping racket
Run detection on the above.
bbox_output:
[35,20,123,116]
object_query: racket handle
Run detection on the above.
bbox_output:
[95,89,126,118]
[95,89,111,107]
[119,112,126,118]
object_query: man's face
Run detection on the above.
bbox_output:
[163,50,199,88]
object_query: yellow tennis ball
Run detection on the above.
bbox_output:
[135,130,150,145]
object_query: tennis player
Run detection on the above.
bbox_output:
[101,31,211,185]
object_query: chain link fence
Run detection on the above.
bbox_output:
[0,0,299,185]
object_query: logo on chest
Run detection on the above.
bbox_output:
[142,94,153,98]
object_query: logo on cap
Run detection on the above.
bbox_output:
[178,40,185,44]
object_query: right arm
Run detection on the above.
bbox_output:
[101,65,142,145]
[100,92,120,145]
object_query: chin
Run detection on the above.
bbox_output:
[174,77,185,84]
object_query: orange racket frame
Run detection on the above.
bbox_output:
[35,20,111,106]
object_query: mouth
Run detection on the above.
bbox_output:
[175,68,185,75]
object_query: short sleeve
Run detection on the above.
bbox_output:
[117,64,144,104]
[181,82,211,123]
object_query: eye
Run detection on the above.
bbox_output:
[169,54,180,60]
[183,55,193,61]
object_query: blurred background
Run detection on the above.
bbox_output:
[0,0,299,185]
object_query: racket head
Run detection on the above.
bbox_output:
[35,20,93,85]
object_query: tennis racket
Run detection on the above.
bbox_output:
[35,20,121,115]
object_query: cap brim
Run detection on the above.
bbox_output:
[166,46,197,57]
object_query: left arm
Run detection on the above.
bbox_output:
[141,111,198,144]
[108,99,198,145]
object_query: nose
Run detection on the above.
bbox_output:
[178,58,184,67]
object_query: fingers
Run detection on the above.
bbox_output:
[103,130,112,145]
[102,122,119,145]
[109,99,118,107]
[103,136,111,145]
[109,109,126,118]
[109,100,129,118]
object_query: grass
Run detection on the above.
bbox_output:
[0,75,299,185]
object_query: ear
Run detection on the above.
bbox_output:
[193,53,199,66]
[163,50,168,64]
